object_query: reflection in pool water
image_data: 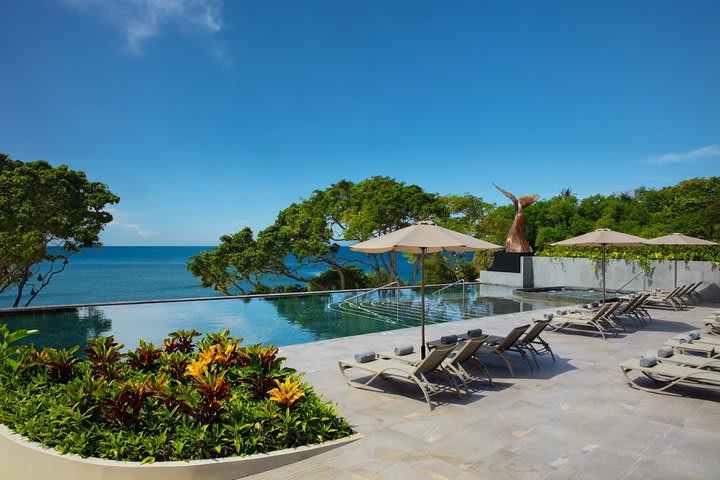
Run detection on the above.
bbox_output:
[2,285,564,351]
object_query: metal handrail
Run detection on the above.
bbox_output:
[614,270,645,294]
[431,279,466,296]
[342,281,400,303]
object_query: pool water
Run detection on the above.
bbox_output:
[2,284,563,352]
[513,287,620,304]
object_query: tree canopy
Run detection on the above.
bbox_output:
[188,177,485,294]
[189,176,720,295]
[0,154,119,307]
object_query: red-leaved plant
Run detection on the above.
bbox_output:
[163,329,201,354]
[85,336,125,381]
[127,340,162,372]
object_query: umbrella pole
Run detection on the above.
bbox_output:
[674,246,678,289]
[420,247,426,359]
[602,244,606,304]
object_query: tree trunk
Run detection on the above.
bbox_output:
[12,272,29,308]
[371,255,382,286]
[409,256,421,285]
[336,266,346,290]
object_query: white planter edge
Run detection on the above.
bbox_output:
[0,423,362,480]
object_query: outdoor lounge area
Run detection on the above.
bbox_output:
[247,301,720,479]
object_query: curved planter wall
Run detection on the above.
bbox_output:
[0,425,361,480]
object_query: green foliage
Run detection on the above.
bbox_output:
[85,336,125,381]
[0,324,38,370]
[0,154,119,307]
[0,326,352,462]
[524,178,720,253]
[127,340,163,372]
[187,176,719,292]
[163,329,201,354]
[437,194,495,239]
[538,245,720,269]
[251,284,307,295]
[308,265,374,291]
[24,346,80,382]
[424,254,480,284]
[187,177,452,291]
[424,255,457,285]
[186,228,269,295]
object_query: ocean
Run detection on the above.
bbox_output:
[0,246,418,307]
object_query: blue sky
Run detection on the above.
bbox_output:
[2,1,719,246]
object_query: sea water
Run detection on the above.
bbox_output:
[0,246,417,307]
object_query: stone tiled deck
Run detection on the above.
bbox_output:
[250,302,720,480]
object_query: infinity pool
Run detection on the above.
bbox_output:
[1,284,564,351]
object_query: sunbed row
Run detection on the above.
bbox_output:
[704,311,720,336]
[547,283,707,340]
[620,329,720,393]
[547,295,653,340]
[338,320,555,410]
[638,282,705,310]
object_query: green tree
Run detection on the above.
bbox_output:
[0,154,119,307]
[186,228,270,295]
[308,265,374,291]
[188,177,446,293]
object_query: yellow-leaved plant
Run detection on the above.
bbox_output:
[268,377,304,409]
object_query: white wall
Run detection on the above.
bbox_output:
[529,257,720,301]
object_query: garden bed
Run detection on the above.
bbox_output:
[0,326,356,477]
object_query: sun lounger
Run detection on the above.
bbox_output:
[642,350,720,370]
[673,332,720,348]
[475,324,531,377]
[511,318,556,367]
[681,282,703,305]
[613,294,652,326]
[643,286,685,310]
[687,282,704,303]
[620,357,720,393]
[664,339,717,358]
[705,315,720,335]
[380,335,494,393]
[550,304,615,340]
[598,302,624,330]
[524,318,556,365]
[338,343,459,410]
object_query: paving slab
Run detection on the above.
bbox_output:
[247,302,720,479]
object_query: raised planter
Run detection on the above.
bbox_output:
[0,424,361,480]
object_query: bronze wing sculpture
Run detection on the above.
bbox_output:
[493,183,539,253]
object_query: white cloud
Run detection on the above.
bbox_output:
[650,145,720,164]
[62,0,224,54]
[106,208,159,238]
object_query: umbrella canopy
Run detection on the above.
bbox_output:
[647,232,718,246]
[647,233,718,287]
[350,221,504,253]
[351,221,503,358]
[551,228,647,248]
[551,228,648,303]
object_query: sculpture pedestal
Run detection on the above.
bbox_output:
[489,252,533,273]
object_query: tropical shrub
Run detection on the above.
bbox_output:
[0,326,352,463]
[308,265,374,291]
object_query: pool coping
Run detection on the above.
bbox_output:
[0,281,483,315]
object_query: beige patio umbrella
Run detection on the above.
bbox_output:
[350,221,503,358]
[647,233,718,287]
[551,228,648,304]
